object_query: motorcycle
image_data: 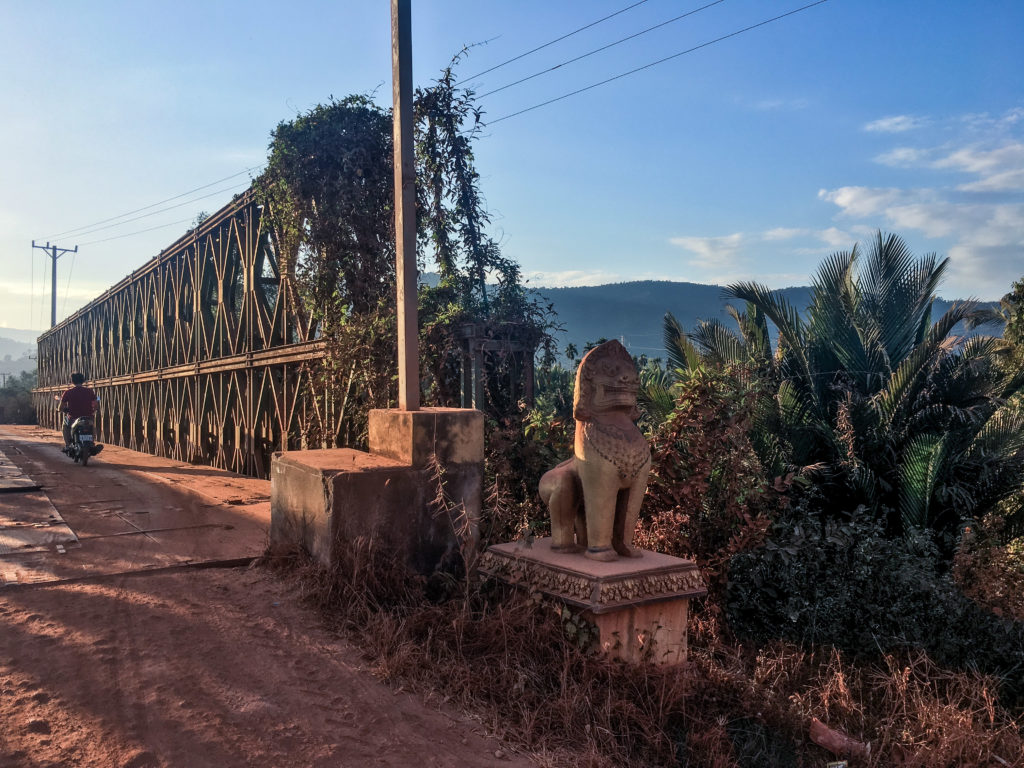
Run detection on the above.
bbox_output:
[64,415,102,466]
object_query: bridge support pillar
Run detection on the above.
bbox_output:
[269,408,483,576]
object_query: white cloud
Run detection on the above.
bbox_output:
[864,115,927,133]
[818,186,904,218]
[667,227,857,284]
[668,108,1024,298]
[669,233,746,270]
[822,108,1024,296]
[818,227,853,248]
[763,227,808,241]
[961,108,1024,132]
[525,269,632,288]
[933,143,1024,191]
[751,97,809,112]
[821,185,1024,297]
[874,147,929,167]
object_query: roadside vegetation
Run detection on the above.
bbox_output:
[0,370,37,424]
[256,61,1024,766]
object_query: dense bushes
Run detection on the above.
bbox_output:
[727,497,1024,705]
[637,368,781,585]
[664,234,1024,545]
[0,370,36,424]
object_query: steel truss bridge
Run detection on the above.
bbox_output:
[33,192,337,478]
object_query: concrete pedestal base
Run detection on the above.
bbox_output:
[270,408,483,575]
[479,538,706,664]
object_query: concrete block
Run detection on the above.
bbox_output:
[271,408,485,576]
[270,446,473,575]
[369,408,484,467]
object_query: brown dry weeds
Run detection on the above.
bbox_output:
[261,540,1024,768]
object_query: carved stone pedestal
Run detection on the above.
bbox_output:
[479,538,706,664]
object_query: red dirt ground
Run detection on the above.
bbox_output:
[0,566,536,768]
[0,425,535,768]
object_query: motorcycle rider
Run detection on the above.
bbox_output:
[57,372,103,455]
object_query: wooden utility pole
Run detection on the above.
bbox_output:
[31,240,78,328]
[391,0,419,411]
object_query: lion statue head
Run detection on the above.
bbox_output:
[572,339,641,422]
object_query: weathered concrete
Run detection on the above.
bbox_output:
[480,537,706,664]
[0,425,268,586]
[271,408,484,575]
[369,408,484,467]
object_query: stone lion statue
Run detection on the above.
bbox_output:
[538,339,650,561]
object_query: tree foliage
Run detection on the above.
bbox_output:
[255,62,552,444]
[663,233,1024,543]
[636,367,782,588]
[260,94,395,324]
[415,61,553,411]
[1002,276,1024,370]
[0,370,37,424]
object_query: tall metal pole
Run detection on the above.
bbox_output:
[392,0,419,411]
[50,245,58,328]
[31,240,78,328]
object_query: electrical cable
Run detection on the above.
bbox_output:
[486,0,832,125]
[479,0,727,99]
[59,181,250,239]
[41,164,263,239]
[29,247,35,332]
[78,217,195,247]
[463,0,652,82]
[61,250,77,318]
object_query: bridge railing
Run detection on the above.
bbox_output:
[33,191,336,477]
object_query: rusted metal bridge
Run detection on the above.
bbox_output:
[33,192,332,478]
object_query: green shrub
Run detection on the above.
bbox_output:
[726,495,1024,706]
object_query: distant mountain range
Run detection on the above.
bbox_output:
[1,279,997,377]
[0,329,37,378]
[531,280,994,360]
[0,328,42,345]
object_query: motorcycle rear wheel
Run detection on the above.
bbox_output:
[81,450,89,467]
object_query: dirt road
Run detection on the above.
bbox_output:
[0,427,534,768]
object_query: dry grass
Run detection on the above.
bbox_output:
[259,541,1024,767]
[955,534,1024,623]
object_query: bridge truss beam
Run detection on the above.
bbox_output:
[33,192,340,477]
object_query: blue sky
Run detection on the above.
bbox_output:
[1,0,1022,331]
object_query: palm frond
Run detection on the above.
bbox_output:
[725,281,815,406]
[690,319,746,366]
[899,432,948,531]
[663,311,701,374]
[737,301,772,363]
[874,301,978,425]
[637,369,677,426]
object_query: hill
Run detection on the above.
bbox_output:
[0,329,37,379]
[533,280,991,360]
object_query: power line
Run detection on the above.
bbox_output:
[78,216,195,247]
[29,247,35,332]
[61,249,77,318]
[58,181,250,240]
[479,0,727,99]
[486,0,833,126]
[463,0,652,82]
[41,164,263,239]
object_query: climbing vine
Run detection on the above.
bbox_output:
[255,59,553,445]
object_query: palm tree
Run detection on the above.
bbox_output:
[666,232,1024,540]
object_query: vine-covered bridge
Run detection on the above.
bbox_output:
[33,193,329,478]
[33,191,537,478]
